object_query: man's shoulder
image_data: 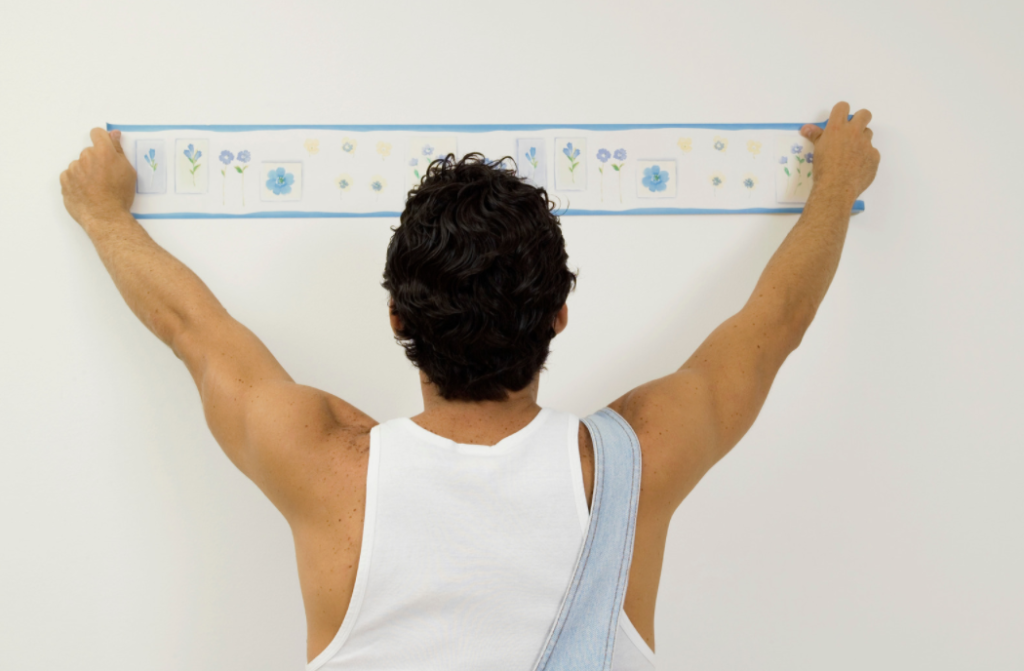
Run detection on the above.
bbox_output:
[603,377,719,514]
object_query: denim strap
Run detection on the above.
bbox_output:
[531,407,643,671]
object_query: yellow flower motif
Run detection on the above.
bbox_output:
[336,174,353,194]
[713,136,728,152]
[741,173,758,191]
[376,141,392,160]
[304,138,320,155]
[341,138,357,154]
[677,137,693,153]
[709,171,727,190]
[747,140,762,157]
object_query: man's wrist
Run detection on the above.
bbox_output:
[80,207,137,239]
[808,179,859,209]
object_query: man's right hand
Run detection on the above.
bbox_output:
[800,101,880,202]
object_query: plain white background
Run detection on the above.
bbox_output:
[1,1,1021,668]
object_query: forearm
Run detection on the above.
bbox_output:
[748,182,857,333]
[82,212,226,349]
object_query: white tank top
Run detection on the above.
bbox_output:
[307,406,657,670]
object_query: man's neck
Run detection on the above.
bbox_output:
[411,372,542,444]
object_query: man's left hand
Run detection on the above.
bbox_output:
[61,128,136,228]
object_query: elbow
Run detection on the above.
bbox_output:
[787,305,815,350]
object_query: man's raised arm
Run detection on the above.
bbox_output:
[611,101,882,513]
[59,129,374,523]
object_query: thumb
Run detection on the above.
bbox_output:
[109,129,125,154]
[800,124,823,143]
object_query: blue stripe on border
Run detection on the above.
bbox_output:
[133,201,864,220]
[108,120,847,133]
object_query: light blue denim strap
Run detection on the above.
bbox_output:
[531,407,642,671]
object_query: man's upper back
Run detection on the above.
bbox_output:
[299,406,657,670]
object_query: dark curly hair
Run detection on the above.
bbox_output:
[381,152,579,402]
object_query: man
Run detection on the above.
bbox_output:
[60,101,879,669]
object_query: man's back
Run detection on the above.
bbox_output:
[299,407,657,670]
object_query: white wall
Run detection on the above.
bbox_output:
[2,1,1021,668]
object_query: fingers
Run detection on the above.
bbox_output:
[851,108,873,130]
[800,124,824,142]
[60,169,69,194]
[864,127,874,140]
[828,101,851,127]
[90,127,108,148]
[109,129,125,154]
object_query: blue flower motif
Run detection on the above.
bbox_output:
[236,150,251,163]
[422,145,434,156]
[409,158,419,166]
[714,140,726,151]
[219,150,234,165]
[342,141,355,153]
[791,143,803,154]
[805,152,813,163]
[597,148,611,163]
[527,147,536,160]
[184,144,195,159]
[743,178,755,189]
[641,165,669,192]
[266,167,295,195]
[712,175,723,187]
[779,156,788,164]
[144,148,157,168]
[371,179,384,192]
[613,148,627,161]
[562,142,580,160]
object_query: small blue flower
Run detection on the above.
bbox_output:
[779,156,788,164]
[144,148,157,168]
[527,147,536,160]
[805,152,813,163]
[597,148,611,163]
[562,142,580,160]
[237,150,251,163]
[409,158,419,166]
[712,176,723,187]
[219,150,234,165]
[184,144,194,159]
[791,143,803,154]
[613,148,627,161]
[422,144,434,156]
[714,140,726,151]
[743,178,755,189]
[641,165,669,192]
[342,141,355,153]
[371,180,384,192]
[266,167,295,195]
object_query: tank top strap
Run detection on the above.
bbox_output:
[531,406,643,671]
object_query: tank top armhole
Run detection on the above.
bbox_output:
[618,606,657,666]
[306,423,382,671]
[567,414,591,535]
